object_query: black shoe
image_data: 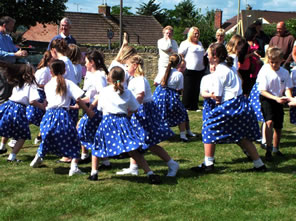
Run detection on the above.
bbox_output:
[148,174,161,184]
[87,174,98,181]
[0,149,7,154]
[265,151,273,162]
[180,138,188,142]
[253,165,267,172]
[191,163,214,173]
[98,164,112,170]
[260,143,267,150]
[273,150,284,157]
[79,157,91,164]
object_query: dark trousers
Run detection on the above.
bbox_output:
[0,68,13,104]
[182,69,204,110]
[239,69,255,96]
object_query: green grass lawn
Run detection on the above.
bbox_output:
[1,102,296,220]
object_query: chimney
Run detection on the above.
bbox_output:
[214,9,222,29]
[98,4,111,17]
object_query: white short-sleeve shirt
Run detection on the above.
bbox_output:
[73,64,82,85]
[178,40,205,71]
[212,63,242,102]
[35,67,52,86]
[97,85,139,115]
[257,63,293,97]
[166,68,184,90]
[45,78,84,109]
[58,56,77,83]
[128,76,153,103]
[83,70,107,103]
[108,60,130,88]
[9,83,40,106]
[200,73,215,94]
[229,54,239,71]
[290,66,296,87]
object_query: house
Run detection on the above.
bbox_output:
[214,6,296,35]
[23,4,163,47]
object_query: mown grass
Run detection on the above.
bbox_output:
[1,99,296,220]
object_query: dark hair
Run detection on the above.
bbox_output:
[67,44,82,65]
[209,43,233,67]
[50,60,67,96]
[161,53,183,87]
[0,61,36,88]
[50,39,69,55]
[85,49,108,75]
[109,66,125,95]
[244,27,257,41]
[37,51,52,70]
[0,16,15,26]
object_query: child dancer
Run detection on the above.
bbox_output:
[226,34,246,72]
[77,49,108,165]
[67,44,83,86]
[191,43,266,172]
[88,66,161,184]
[153,54,195,142]
[289,66,296,124]
[116,55,179,177]
[257,47,293,161]
[0,61,45,160]
[26,50,52,144]
[30,60,94,176]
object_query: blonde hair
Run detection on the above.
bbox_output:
[163,25,173,34]
[266,46,284,61]
[67,44,82,65]
[161,54,183,87]
[117,46,137,64]
[128,55,144,77]
[216,28,225,37]
[226,34,246,55]
[187,27,199,43]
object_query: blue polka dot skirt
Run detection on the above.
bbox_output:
[26,89,46,126]
[0,100,31,140]
[202,98,216,122]
[290,87,296,124]
[69,98,79,125]
[248,83,264,122]
[92,114,142,158]
[130,101,174,150]
[77,108,103,150]
[37,108,81,158]
[202,95,261,144]
[153,85,188,127]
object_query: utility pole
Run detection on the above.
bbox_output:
[120,0,123,46]
[74,3,79,12]
[237,0,240,34]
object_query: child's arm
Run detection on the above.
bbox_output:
[77,97,95,118]
[135,92,145,104]
[30,100,46,111]
[261,90,288,104]
[115,33,129,61]
[89,95,99,110]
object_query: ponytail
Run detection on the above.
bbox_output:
[113,80,124,95]
[160,53,182,87]
[109,66,125,95]
[56,74,67,97]
[50,60,67,96]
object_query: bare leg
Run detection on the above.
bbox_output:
[265,120,273,147]
[273,128,282,149]
[149,145,171,162]
[178,122,186,133]
[11,139,25,154]
[129,150,152,174]
[238,138,260,160]
[204,143,215,157]
[1,137,8,144]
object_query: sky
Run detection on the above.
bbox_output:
[65,0,296,22]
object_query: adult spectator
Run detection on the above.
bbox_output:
[0,16,27,103]
[178,26,205,111]
[215,28,226,44]
[250,19,270,57]
[269,21,294,71]
[47,17,76,50]
[154,25,178,85]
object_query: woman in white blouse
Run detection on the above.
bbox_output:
[178,26,205,111]
[154,26,178,85]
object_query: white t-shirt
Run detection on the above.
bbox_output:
[97,85,139,115]
[73,64,82,85]
[212,63,242,102]
[35,67,52,86]
[58,56,77,83]
[178,40,205,71]
[45,78,84,109]
[257,63,293,97]
[200,73,215,94]
[229,54,239,70]
[290,66,296,87]
[9,83,40,106]
[83,70,107,103]
[128,76,153,103]
[108,60,130,88]
[166,68,184,90]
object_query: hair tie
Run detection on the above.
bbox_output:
[116,80,120,84]
[177,54,182,65]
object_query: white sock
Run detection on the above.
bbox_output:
[186,130,195,136]
[91,170,98,176]
[8,153,16,161]
[261,138,266,144]
[167,159,175,167]
[272,147,279,153]
[81,153,89,160]
[130,163,138,170]
[180,131,187,139]
[70,160,78,170]
[147,171,154,176]
[204,156,214,166]
[0,143,6,150]
[253,158,264,168]
[102,159,110,166]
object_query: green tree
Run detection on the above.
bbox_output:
[111,5,133,15]
[136,0,164,24]
[0,0,67,29]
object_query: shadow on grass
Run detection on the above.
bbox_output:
[112,175,178,185]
